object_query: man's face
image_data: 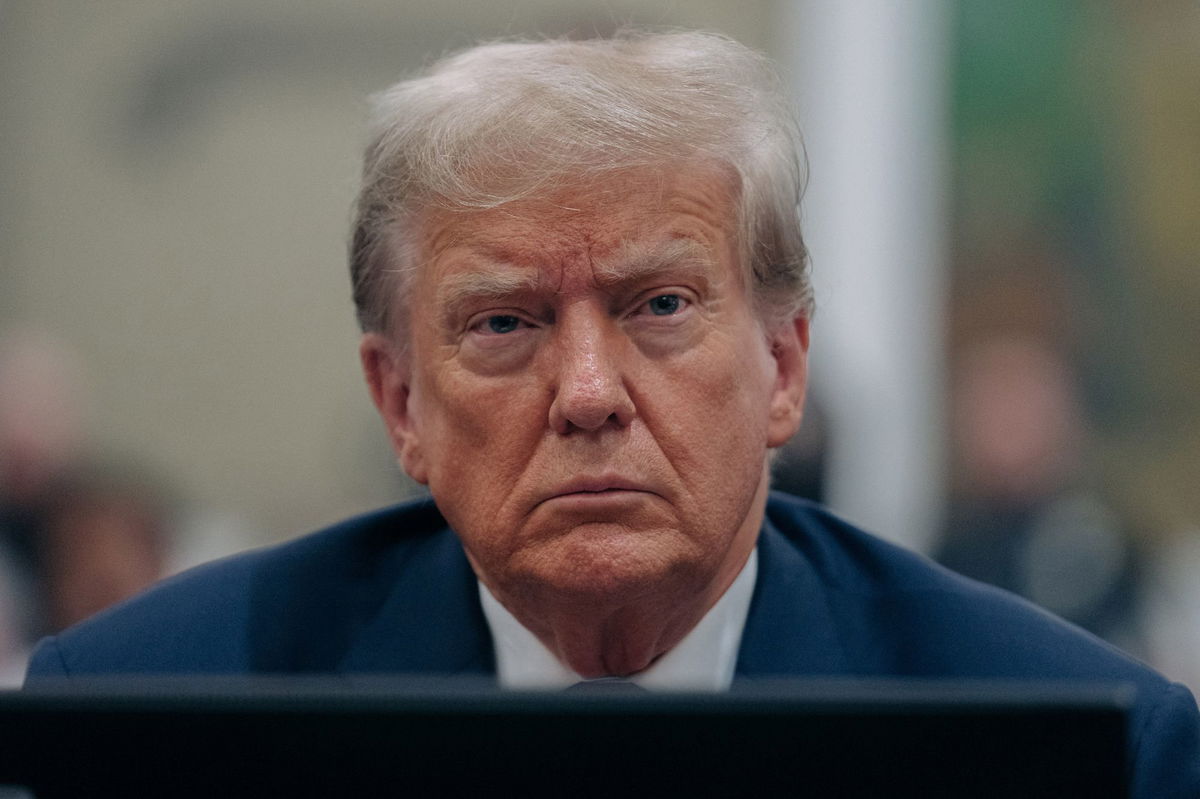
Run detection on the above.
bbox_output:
[362,165,807,625]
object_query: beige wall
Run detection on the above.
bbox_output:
[0,1,772,546]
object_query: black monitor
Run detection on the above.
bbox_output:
[0,678,1131,798]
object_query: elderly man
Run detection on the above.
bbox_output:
[26,31,1198,794]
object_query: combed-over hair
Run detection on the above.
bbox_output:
[349,30,811,336]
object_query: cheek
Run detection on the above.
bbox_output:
[690,332,773,435]
[416,365,544,499]
[646,328,775,484]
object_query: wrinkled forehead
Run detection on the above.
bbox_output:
[374,162,750,343]
[413,163,742,274]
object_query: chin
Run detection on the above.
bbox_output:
[514,524,698,603]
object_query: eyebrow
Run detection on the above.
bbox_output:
[437,263,542,321]
[590,237,716,289]
[436,237,716,321]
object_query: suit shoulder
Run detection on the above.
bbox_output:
[27,498,448,677]
[763,492,1170,682]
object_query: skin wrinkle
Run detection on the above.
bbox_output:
[436,240,712,331]
[360,164,809,677]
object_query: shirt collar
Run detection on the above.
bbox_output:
[479,547,758,691]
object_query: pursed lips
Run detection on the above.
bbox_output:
[541,476,658,504]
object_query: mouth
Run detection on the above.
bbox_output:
[542,476,657,504]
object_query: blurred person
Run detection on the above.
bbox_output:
[2,458,172,686]
[37,460,171,632]
[938,335,1147,653]
[21,31,1198,794]
[0,331,85,506]
[0,331,86,585]
[0,329,87,663]
[0,331,175,673]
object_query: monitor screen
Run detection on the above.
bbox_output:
[0,678,1131,798]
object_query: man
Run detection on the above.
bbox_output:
[25,31,1198,794]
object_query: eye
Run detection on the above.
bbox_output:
[646,294,684,316]
[485,315,521,334]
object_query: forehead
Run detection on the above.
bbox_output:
[413,165,741,292]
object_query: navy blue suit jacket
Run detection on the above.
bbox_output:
[26,493,1200,796]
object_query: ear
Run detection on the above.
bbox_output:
[359,333,428,484]
[765,316,810,448]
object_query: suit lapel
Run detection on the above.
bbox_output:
[337,525,495,678]
[736,516,849,678]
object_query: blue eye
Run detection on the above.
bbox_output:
[487,315,521,333]
[647,295,681,316]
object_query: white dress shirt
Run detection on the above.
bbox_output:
[479,549,758,691]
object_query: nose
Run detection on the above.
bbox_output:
[548,311,636,435]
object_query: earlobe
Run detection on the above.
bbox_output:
[359,333,428,484]
[765,316,810,448]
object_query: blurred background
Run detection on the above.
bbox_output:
[1,0,1197,688]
